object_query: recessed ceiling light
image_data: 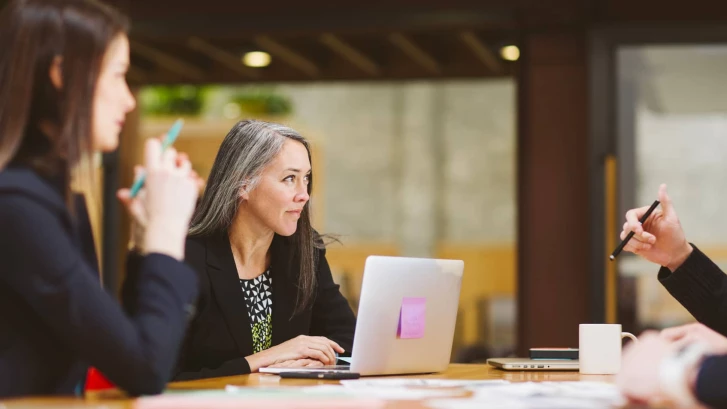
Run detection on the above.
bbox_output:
[243,51,271,68]
[500,45,520,62]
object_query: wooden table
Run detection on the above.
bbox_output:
[1,364,616,409]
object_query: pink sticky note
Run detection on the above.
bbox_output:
[397,297,426,339]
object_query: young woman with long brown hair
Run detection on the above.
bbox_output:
[0,0,199,397]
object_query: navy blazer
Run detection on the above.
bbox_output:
[0,166,198,398]
[173,232,356,380]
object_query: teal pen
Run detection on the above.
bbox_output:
[129,119,184,198]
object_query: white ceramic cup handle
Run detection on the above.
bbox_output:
[621,332,638,343]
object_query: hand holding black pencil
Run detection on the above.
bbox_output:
[610,200,660,261]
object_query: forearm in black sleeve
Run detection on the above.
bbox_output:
[659,245,727,336]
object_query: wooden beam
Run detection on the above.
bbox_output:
[459,30,503,74]
[119,1,515,18]
[388,32,441,74]
[254,35,320,78]
[129,9,512,39]
[319,33,380,76]
[129,39,206,81]
[187,37,260,79]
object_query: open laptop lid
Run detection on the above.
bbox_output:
[261,256,464,376]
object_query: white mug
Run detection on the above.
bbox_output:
[579,324,637,374]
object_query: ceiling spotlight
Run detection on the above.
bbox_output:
[500,45,520,62]
[242,51,271,68]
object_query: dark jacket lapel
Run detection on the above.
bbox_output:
[204,232,254,356]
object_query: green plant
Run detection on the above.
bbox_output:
[140,85,206,117]
[232,88,293,116]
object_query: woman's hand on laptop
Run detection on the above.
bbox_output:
[269,359,325,368]
[245,335,344,372]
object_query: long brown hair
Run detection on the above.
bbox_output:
[0,0,128,205]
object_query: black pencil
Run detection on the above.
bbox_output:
[609,200,660,261]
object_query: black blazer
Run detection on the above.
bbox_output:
[659,245,727,336]
[0,166,198,398]
[174,232,356,380]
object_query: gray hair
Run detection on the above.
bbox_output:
[189,119,309,235]
[190,119,320,313]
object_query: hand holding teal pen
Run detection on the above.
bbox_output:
[129,119,184,198]
[118,135,199,260]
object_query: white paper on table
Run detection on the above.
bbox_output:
[301,384,463,400]
[427,398,528,409]
[340,378,509,388]
[426,381,626,409]
[427,397,620,409]
[472,381,623,400]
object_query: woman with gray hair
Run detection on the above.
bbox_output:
[174,120,356,380]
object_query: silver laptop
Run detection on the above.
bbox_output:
[487,358,579,371]
[260,256,464,376]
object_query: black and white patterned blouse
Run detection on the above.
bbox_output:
[239,269,273,353]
